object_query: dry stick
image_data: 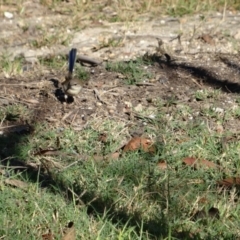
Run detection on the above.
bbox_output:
[0,83,39,86]
[0,96,40,105]
[67,187,86,205]
[0,115,6,128]
[93,88,108,105]
[136,82,156,86]
[222,0,227,22]
[71,109,79,124]
[177,70,202,88]
[224,85,232,93]
[62,110,75,121]
[62,108,80,122]
[189,77,203,88]
[77,55,102,66]
[61,160,81,171]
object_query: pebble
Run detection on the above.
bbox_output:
[134,103,143,112]
[4,12,13,19]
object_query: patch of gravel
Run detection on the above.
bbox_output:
[0,2,240,62]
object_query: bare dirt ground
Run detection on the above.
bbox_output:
[1,1,240,136]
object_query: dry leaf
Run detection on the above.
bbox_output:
[200,34,215,45]
[198,197,208,204]
[217,177,240,187]
[93,155,105,161]
[98,133,108,143]
[108,152,120,160]
[93,152,120,161]
[123,137,155,153]
[62,222,76,240]
[216,123,224,134]
[157,161,168,170]
[183,157,219,169]
[4,179,28,189]
[0,168,6,175]
[183,157,197,166]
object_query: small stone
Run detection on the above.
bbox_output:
[117,73,125,79]
[124,101,132,108]
[108,53,115,59]
[148,114,156,119]
[149,78,156,83]
[4,12,13,19]
[234,30,240,40]
[134,103,143,112]
[17,20,26,29]
[23,50,38,63]
[213,107,224,114]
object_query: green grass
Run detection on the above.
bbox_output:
[30,30,71,49]
[0,54,24,76]
[106,58,153,85]
[75,65,90,82]
[0,0,240,235]
[38,55,66,70]
[1,87,240,239]
[0,179,144,239]
[0,105,29,122]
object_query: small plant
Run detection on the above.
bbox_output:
[106,58,152,84]
[0,104,30,122]
[75,66,90,82]
[195,89,221,101]
[0,54,24,76]
[38,55,66,69]
[30,30,71,48]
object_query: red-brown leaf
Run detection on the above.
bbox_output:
[217,177,240,187]
[123,137,155,153]
[157,161,168,170]
[183,157,196,166]
[183,157,219,169]
[109,152,120,160]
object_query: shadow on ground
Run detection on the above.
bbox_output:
[147,53,240,94]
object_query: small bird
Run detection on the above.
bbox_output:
[62,48,83,101]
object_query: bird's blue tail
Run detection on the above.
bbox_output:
[68,48,77,74]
